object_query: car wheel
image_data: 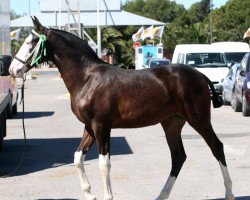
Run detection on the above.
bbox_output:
[242,94,250,116]
[232,90,242,112]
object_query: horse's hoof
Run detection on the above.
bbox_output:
[103,195,113,200]
[225,194,235,200]
[155,195,169,200]
[86,195,97,200]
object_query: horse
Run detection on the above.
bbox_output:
[9,16,235,200]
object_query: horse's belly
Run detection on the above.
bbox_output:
[114,100,170,128]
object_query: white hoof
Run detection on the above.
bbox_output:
[225,194,235,200]
[103,195,113,200]
[103,197,113,200]
[85,194,97,200]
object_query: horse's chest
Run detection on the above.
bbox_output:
[70,96,93,125]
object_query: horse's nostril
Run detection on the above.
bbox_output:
[16,69,22,77]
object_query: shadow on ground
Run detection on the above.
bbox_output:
[0,136,132,176]
[206,196,250,200]
[10,111,55,119]
[36,199,78,200]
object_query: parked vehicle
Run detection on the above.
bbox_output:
[134,45,163,69]
[211,42,250,66]
[0,0,18,151]
[222,63,240,105]
[148,58,171,68]
[232,52,250,116]
[172,44,229,95]
[0,55,18,151]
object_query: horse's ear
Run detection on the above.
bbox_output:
[31,16,46,32]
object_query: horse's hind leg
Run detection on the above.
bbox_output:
[156,115,186,200]
[190,120,235,200]
[74,126,96,200]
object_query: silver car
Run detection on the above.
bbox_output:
[222,63,240,105]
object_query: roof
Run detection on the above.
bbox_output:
[11,10,165,28]
[211,42,250,52]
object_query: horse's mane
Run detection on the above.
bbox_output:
[50,28,104,64]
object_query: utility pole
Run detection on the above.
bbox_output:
[28,0,30,14]
[97,0,101,58]
[210,0,213,44]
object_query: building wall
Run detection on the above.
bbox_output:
[0,0,10,55]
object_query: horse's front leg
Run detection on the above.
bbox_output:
[92,121,113,200]
[74,126,96,200]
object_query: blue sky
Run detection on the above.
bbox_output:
[10,0,228,15]
[175,0,227,8]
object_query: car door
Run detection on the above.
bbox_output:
[223,67,234,100]
[223,64,239,101]
[236,54,248,103]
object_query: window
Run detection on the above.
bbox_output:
[240,54,247,71]
[186,53,227,67]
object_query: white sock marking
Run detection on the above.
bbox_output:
[74,151,96,200]
[99,154,113,200]
[156,175,176,200]
[219,161,235,200]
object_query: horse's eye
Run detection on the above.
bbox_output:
[32,37,39,43]
[29,46,33,53]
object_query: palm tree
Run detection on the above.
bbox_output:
[101,27,126,54]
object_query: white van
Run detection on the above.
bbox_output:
[172,44,229,95]
[211,42,250,65]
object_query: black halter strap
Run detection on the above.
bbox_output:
[14,56,27,65]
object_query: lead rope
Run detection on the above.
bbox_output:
[1,77,27,178]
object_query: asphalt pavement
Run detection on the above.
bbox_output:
[0,69,250,200]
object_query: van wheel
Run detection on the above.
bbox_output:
[242,95,250,116]
[6,101,13,118]
[0,112,7,152]
[232,90,241,112]
[12,102,17,114]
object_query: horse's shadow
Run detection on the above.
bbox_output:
[10,111,55,119]
[207,196,250,200]
[0,136,132,176]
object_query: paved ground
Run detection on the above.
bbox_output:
[0,69,250,200]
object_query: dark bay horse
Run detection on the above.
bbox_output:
[9,17,235,200]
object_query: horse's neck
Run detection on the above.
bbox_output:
[49,33,102,96]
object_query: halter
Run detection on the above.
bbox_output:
[14,30,47,67]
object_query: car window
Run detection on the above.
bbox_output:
[177,53,182,63]
[241,55,247,71]
[224,52,247,63]
[247,54,250,72]
[181,54,184,64]
[150,60,170,67]
[227,67,233,78]
[186,53,227,67]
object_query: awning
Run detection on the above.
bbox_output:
[11,10,165,28]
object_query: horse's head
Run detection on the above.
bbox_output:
[9,16,50,78]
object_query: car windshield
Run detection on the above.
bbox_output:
[224,52,247,64]
[186,53,227,68]
[150,60,170,67]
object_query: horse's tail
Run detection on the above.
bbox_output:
[203,74,223,108]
